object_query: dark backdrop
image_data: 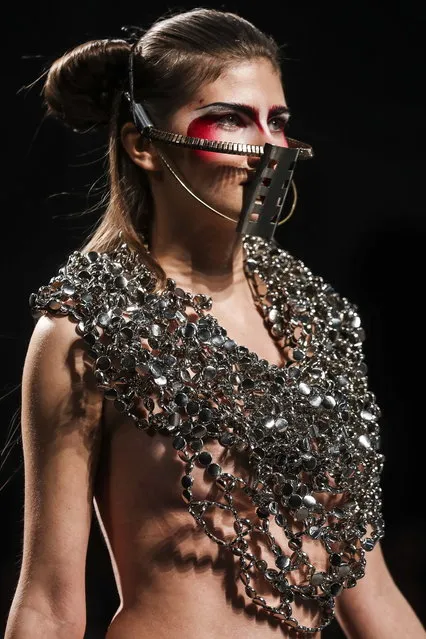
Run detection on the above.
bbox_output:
[1,2,425,637]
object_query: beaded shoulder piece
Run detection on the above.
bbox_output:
[29,235,385,634]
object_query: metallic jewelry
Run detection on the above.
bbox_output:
[29,235,385,635]
[277,181,297,226]
[155,145,299,232]
[141,122,314,160]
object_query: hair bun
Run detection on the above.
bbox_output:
[43,39,131,131]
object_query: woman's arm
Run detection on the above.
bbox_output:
[5,314,104,639]
[334,541,426,639]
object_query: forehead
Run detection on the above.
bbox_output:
[187,58,286,112]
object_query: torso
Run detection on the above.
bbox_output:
[29,235,383,638]
[93,298,321,638]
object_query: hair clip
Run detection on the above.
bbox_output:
[120,25,144,46]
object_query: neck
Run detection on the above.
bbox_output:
[148,210,248,302]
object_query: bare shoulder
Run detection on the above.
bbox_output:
[27,311,95,371]
[24,313,104,429]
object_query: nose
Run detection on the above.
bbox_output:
[242,132,270,171]
[246,143,287,172]
[246,153,261,171]
[244,125,288,170]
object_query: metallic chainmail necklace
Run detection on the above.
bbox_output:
[29,234,385,634]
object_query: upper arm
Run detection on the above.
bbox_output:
[334,541,426,638]
[13,313,104,628]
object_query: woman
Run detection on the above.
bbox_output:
[5,8,425,639]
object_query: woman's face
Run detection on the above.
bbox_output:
[161,57,290,224]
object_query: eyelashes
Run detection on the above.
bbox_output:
[202,112,289,133]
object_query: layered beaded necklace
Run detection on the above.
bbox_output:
[30,234,385,634]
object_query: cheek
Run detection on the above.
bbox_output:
[187,116,233,163]
[187,116,218,141]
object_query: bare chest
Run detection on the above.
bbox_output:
[93,294,331,636]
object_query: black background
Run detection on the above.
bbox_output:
[1,1,425,637]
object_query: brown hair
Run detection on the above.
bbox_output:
[43,8,283,288]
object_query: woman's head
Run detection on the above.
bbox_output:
[43,8,286,285]
[124,58,289,241]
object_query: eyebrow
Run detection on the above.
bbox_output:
[194,101,291,120]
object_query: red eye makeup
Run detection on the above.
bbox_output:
[186,102,290,160]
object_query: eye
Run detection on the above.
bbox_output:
[269,117,288,132]
[216,113,246,129]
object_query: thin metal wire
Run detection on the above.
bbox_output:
[156,148,237,223]
[157,146,298,228]
[277,181,297,226]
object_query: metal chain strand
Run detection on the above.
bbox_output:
[29,234,385,634]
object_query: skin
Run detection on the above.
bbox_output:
[121,57,290,308]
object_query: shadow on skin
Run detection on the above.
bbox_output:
[150,519,322,635]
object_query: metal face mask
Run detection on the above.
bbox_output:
[124,55,314,241]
